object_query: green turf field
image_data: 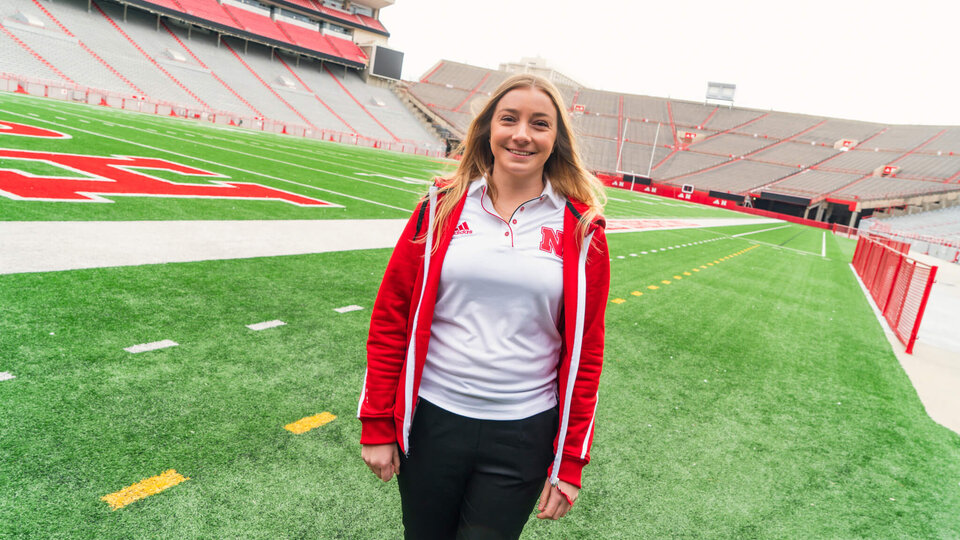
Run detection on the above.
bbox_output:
[2,92,959,538]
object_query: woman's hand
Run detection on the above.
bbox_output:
[536,479,579,520]
[361,443,400,482]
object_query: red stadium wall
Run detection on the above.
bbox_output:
[597,174,834,230]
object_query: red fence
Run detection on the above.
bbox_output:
[852,235,938,354]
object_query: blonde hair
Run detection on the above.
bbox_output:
[424,74,606,249]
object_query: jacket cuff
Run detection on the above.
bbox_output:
[552,455,587,489]
[359,416,396,445]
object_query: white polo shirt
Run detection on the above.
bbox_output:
[419,176,566,420]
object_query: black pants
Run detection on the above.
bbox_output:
[397,399,558,540]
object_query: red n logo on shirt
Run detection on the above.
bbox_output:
[539,227,563,258]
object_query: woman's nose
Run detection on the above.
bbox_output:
[512,123,530,142]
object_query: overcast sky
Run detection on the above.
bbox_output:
[379,0,958,126]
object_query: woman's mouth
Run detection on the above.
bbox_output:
[507,148,535,157]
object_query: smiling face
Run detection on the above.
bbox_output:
[488,86,558,186]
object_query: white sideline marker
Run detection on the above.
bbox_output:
[247,320,286,331]
[0,372,15,382]
[732,224,790,237]
[124,340,178,354]
[334,305,364,314]
[821,232,827,258]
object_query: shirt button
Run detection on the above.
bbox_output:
[504,232,509,237]
[512,219,517,224]
[520,207,525,212]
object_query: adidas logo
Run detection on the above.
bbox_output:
[453,221,473,236]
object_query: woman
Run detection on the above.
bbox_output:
[358,73,610,539]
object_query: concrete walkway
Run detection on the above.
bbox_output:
[852,251,960,436]
[1,218,779,274]
[0,220,407,274]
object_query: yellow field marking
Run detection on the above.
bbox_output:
[101,470,189,510]
[611,298,626,304]
[285,412,337,434]
[700,265,708,269]
[707,263,714,266]
[683,272,692,276]
[714,260,721,263]
[673,275,682,280]
[631,291,643,296]
[692,268,700,272]
[648,285,659,290]
[661,280,671,284]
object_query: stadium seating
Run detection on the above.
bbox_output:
[896,154,960,179]
[324,33,366,65]
[621,95,670,123]
[730,112,822,139]
[835,176,955,200]
[689,133,770,156]
[405,57,960,211]
[868,206,960,239]
[334,71,438,143]
[821,149,900,174]
[761,170,863,198]
[575,89,619,116]
[792,118,884,145]
[222,4,288,44]
[3,17,134,97]
[0,24,64,83]
[178,0,236,29]
[1,0,439,148]
[751,141,838,168]
[47,0,204,107]
[865,125,942,151]
[276,21,338,57]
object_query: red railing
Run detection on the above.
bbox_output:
[852,234,938,354]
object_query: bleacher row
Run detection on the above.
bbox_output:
[861,206,960,261]
[408,60,960,205]
[0,0,440,149]
[127,0,368,66]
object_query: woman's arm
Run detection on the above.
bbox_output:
[358,203,426,444]
[551,227,611,489]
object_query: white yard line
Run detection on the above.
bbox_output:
[0,108,412,212]
[731,224,791,237]
[247,320,286,331]
[124,340,178,354]
[821,231,826,257]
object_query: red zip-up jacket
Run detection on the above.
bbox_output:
[358,184,610,488]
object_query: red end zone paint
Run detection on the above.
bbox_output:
[0,149,336,206]
[0,121,71,139]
